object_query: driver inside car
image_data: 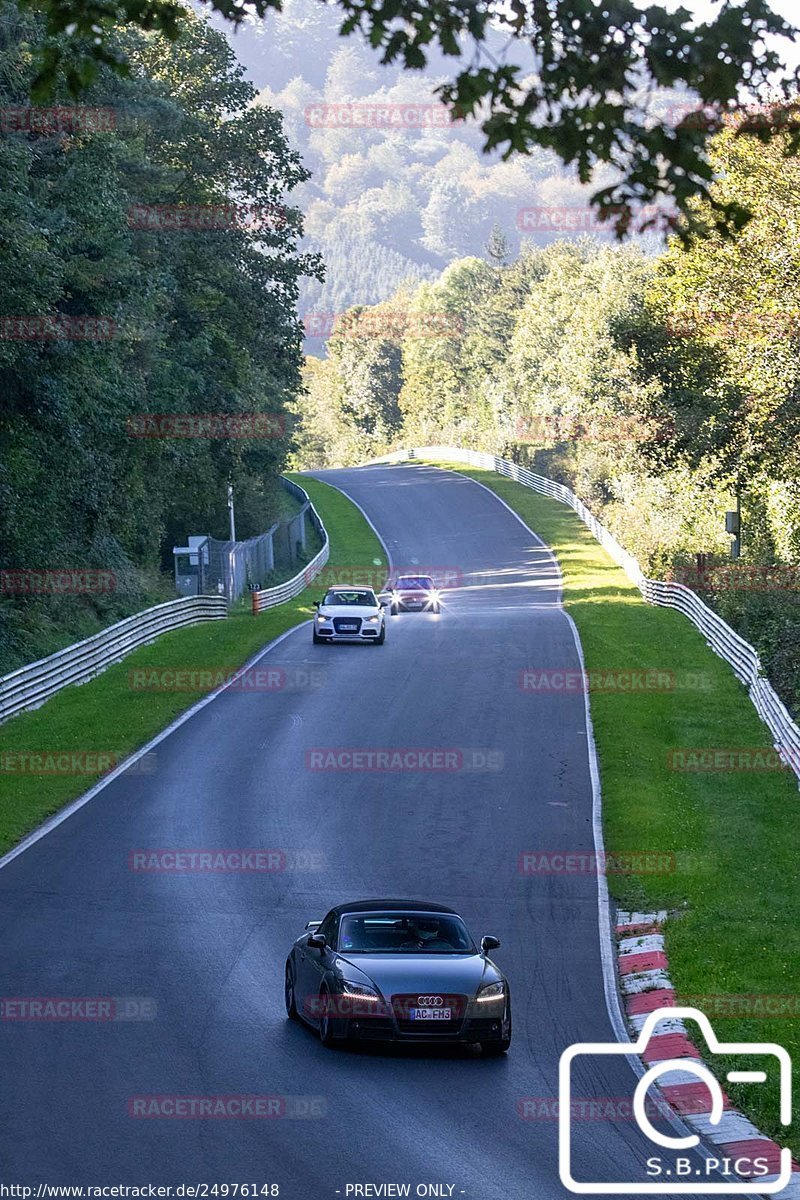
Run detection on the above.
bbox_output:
[399,918,453,950]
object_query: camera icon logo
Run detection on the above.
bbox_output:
[559,1006,792,1193]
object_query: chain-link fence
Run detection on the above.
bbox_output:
[173,489,314,603]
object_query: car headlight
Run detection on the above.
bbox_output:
[341,980,381,1002]
[316,612,330,622]
[365,614,381,623]
[476,981,506,1003]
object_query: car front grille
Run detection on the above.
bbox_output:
[333,617,363,634]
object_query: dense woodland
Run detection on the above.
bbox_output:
[238,0,671,335]
[2,0,799,717]
[0,3,320,669]
[291,120,800,717]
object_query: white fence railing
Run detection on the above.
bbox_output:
[251,477,330,613]
[371,445,800,784]
[0,595,227,725]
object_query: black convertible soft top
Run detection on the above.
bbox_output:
[330,899,457,916]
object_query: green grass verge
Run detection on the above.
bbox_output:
[0,475,385,856]
[429,461,800,1149]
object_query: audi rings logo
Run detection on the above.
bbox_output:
[417,995,444,1007]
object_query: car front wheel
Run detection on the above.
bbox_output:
[318,987,347,1047]
[285,963,298,1020]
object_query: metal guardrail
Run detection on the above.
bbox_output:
[371,445,800,784]
[0,477,328,724]
[0,596,227,725]
[250,477,330,614]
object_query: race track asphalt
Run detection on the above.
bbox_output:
[0,464,734,1198]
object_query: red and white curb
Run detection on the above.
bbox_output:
[616,910,800,1197]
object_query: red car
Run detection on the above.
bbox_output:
[389,574,440,615]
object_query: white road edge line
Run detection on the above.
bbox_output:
[422,466,565,607]
[413,460,720,1153]
[304,470,395,582]
[0,621,309,874]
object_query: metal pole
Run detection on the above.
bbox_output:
[227,481,236,543]
[731,482,741,561]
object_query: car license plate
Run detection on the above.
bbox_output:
[339,623,358,631]
[409,1008,451,1020]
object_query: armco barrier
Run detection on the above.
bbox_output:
[251,477,329,613]
[0,478,329,724]
[370,446,800,785]
[0,596,227,725]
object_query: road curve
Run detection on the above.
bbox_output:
[0,463,726,1197]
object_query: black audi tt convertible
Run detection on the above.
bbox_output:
[284,899,511,1053]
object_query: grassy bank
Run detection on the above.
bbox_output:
[0,476,385,856]
[430,461,799,1147]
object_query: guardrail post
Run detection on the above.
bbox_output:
[251,589,260,616]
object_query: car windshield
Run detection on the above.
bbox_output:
[338,911,475,954]
[323,589,377,607]
[394,577,433,590]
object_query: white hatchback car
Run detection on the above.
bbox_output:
[312,587,387,645]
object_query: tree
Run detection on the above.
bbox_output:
[634,116,800,558]
[485,223,510,268]
[23,0,800,238]
[0,2,321,668]
[327,306,404,449]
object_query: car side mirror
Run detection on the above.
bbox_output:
[313,600,320,609]
[380,597,390,607]
[481,935,500,954]
[307,932,326,950]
